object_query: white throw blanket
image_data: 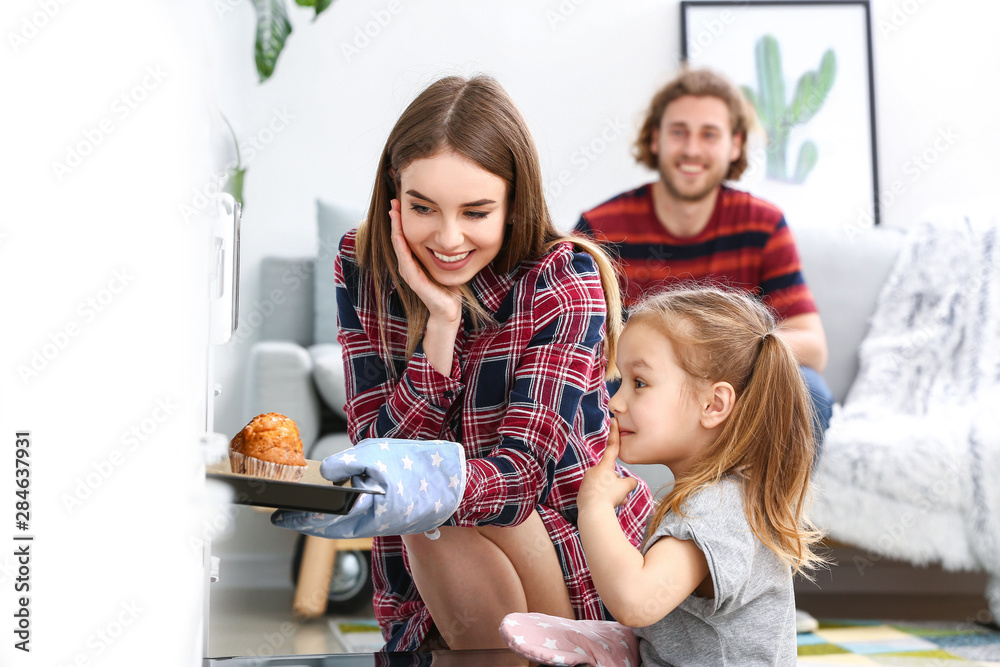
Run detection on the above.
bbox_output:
[813,212,1000,620]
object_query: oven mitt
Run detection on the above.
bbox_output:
[500,612,640,667]
[270,438,466,539]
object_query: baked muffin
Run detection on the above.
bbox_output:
[229,412,306,481]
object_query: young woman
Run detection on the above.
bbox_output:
[502,286,824,666]
[279,75,653,652]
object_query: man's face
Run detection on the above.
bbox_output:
[650,95,743,203]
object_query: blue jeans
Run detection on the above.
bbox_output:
[800,365,834,461]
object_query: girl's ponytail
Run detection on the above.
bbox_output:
[724,329,823,574]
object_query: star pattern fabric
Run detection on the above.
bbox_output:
[271,438,465,538]
[500,612,639,667]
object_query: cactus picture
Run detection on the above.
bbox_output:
[740,35,837,184]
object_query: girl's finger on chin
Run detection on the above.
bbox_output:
[603,423,620,459]
[608,419,620,446]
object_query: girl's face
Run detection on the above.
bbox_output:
[397,151,508,288]
[609,319,711,477]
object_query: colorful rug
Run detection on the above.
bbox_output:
[327,616,1000,662]
[798,620,1000,665]
[329,617,384,653]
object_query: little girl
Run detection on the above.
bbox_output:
[502,286,823,666]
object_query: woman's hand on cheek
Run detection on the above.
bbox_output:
[390,198,462,325]
[578,420,639,512]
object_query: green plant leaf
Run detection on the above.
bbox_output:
[792,140,818,184]
[224,167,246,207]
[817,49,837,94]
[297,0,331,19]
[789,49,836,125]
[789,72,818,125]
[251,0,292,83]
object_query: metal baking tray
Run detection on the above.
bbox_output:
[205,459,382,515]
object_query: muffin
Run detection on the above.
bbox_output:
[229,412,307,482]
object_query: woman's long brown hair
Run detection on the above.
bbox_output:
[635,286,825,575]
[356,75,621,375]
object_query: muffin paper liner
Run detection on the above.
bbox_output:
[229,449,305,483]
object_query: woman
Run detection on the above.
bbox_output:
[276,75,652,652]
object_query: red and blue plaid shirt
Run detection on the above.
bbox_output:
[335,229,653,650]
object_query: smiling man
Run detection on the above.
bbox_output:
[575,68,832,634]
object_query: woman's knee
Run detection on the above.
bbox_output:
[402,511,559,573]
[401,525,471,560]
[479,510,553,555]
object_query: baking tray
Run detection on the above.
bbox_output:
[206,459,383,515]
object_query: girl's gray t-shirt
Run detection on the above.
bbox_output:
[633,478,797,666]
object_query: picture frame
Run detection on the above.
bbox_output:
[680,0,880,229]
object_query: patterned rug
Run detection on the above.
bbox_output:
[328,617,1000,662]
[329,617,384,653]
[798,620,1000,665]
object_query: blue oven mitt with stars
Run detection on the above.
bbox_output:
[271,438,466,539]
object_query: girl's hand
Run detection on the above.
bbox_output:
[389,199,462,325]
[578,420,639,512]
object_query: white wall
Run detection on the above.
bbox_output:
[6,1,216,663]
[206,0,1000,578]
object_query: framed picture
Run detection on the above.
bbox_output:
[681,0,880,229]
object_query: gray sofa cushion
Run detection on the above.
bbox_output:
[246,341,322,448]
[257,257,315,347]
[795,226,904,404]
[315,199,366,344]
[310,342,348,419]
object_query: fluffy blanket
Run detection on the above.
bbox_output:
[813,212,1000,620]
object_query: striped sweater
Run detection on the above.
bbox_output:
[575,183,817,320]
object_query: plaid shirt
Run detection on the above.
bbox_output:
[335,229,653,650]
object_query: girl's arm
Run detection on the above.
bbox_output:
[577,423,710,627]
